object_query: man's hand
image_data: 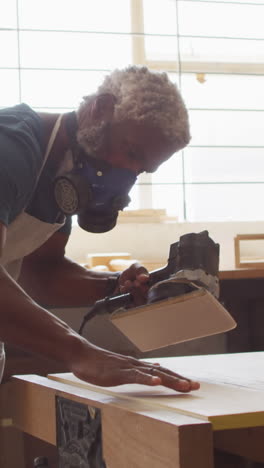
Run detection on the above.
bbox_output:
[117,262,150,305]
[70,339,200,393]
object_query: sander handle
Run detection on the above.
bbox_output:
[78,264,170,335]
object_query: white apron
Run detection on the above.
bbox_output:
[0,114,65,381]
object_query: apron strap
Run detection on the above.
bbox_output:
[42,114,63,169]
[31,113,63,193]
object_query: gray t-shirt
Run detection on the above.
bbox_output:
[0,103,71,234]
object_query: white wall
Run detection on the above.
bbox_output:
[65,220,264,270]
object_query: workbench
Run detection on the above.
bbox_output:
[9,351,264,467]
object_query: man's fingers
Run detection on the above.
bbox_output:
[134,366,200,392]
[136,273,150,284]
[134,361,193,383]
[109,364,200,392]
[124,368,162,386]
[118,358,198,389]
[151,365,193,382]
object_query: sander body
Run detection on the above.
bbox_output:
[79,231,236,350]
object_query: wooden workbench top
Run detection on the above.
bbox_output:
[219,268,264,280]
[11,352,264,468]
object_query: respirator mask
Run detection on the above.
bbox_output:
[53,112,137,233]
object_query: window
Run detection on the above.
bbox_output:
[1,0,264,222]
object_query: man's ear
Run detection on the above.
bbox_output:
[90,93,116,123]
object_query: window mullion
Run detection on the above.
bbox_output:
[138,173,153,210]
[130,0,153,210]
[130,0,146,64]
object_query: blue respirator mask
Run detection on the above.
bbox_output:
[53,112,137,233]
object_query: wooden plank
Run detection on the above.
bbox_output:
[49,352,264,431]
[49,372,264,430]
[219,268,264,280]
[234,234,264,269]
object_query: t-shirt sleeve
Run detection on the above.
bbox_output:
[0,131,41,226]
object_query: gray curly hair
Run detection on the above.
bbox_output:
[76,66,190,155]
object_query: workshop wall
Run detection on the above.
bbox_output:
[65,220,264,270]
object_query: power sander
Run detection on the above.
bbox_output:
[79,230,221,327]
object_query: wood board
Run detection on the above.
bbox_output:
[48,352,264,431]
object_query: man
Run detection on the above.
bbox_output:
[0,66,199,392]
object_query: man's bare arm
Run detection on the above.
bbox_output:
[0,223,200,391]
[18,230,120,307]
[18,230,150,307]
[0,264,200,392]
